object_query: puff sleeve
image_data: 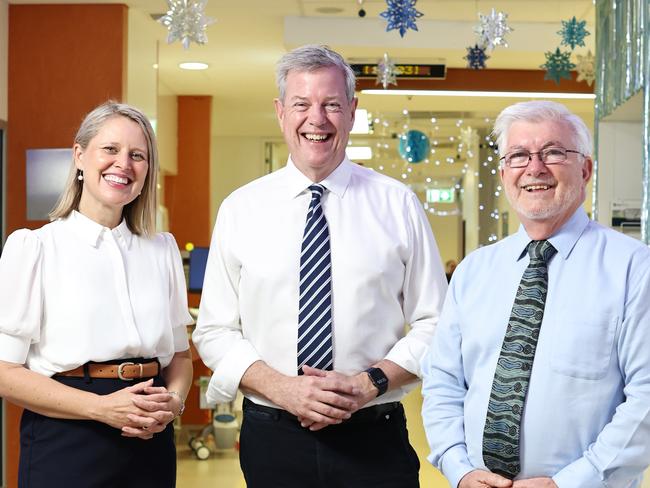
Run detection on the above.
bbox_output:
[0,229,43,363]
[162,232,193,352]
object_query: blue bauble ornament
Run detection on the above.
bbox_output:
[398,130,429,163]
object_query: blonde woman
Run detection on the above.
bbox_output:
[0,101,193,487]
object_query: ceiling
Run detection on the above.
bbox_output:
[10,0,597,138]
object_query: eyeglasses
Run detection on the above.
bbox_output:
[500,147,585,168]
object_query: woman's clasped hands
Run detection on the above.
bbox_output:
[97,378,183,440]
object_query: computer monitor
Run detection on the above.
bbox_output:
[188,247,210,293]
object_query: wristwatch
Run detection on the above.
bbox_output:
[365,367,389,397]
[168,391,185,418]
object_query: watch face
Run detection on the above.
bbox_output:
[367,367,388,395]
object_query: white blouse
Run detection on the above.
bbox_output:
[0,211,193,376]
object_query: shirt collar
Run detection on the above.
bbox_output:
[546,206,589,260]
[285,156,353,199]
[513,207,590,261]
[68,210,133,249]
[112,218,134,249]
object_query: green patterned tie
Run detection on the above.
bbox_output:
[482,240,557,479]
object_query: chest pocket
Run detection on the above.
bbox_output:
[550,316,618,380]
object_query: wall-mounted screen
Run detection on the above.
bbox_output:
[188,247,210,293]
[26,148,72,220]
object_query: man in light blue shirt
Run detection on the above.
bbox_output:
[422,101,650,488]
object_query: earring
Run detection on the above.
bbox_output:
[77,170,84,181]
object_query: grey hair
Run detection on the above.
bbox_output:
[275,44,356,102]
[49,101,159,236]
[493,100,593,161]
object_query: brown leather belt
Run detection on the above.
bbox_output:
[56,361,159,381]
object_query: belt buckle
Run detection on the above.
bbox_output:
[117,362,142,381]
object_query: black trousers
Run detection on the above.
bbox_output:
[240,398,420,488]
[19,367,176,488]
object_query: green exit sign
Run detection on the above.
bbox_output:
[426,188,455,203]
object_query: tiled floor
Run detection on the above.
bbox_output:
[176,387,451,487]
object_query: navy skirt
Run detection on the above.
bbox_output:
[19,362,176,488]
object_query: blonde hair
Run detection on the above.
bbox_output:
[49,101,158,236]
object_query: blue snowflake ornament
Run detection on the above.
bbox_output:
[464,44,489,69]
[541,48,576,84]
[558,16,590,50]
[380,0,423,38]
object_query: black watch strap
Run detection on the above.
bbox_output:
[365,367,389,397]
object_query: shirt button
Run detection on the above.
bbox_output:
[521,362,530,371]
[512,404,521,414]
[514,383,522,393]
[523,345,532,354]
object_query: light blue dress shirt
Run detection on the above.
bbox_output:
[421,208,650,488]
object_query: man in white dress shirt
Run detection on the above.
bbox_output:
[193,44,447,487]
[421,101,650,488]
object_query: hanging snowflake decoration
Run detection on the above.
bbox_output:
[541,48,576,84]
[558,16,590,50]
[575,50,595,86]
[459,126,478,149]
[464,44,490,69]
[158,0,215,50]
[380,0,424,38]
[474,8,513,51]
[376,53,399,89]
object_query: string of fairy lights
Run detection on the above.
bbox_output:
[350,111,505,246]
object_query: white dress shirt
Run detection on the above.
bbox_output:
[193,157,447,407]
[0,211,192,376]
[421,208,650,488]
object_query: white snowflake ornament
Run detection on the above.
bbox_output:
[159,0,215,50]
[376,53,398,89]
[460,127,478,149]
[475,8,513,51]
[575,50,595,86]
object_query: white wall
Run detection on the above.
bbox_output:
[157,95,177,175]
[462,144,480,254]
[0,0,8,122]
[428,214,462,264]
[211,136,266,225]
[597,121,643,231]
[126,8,158,122]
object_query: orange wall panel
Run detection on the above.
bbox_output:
[7,4,127,234]
[165,95,212,250]
[165,95,213,426]
[6,5,127,487]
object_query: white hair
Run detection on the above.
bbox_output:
[493,101,593,159]
[275,44,356,102]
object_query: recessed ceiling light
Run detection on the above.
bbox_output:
[179,62,209,71]
[315,6,344,14]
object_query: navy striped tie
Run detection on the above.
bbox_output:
[482,240,557,479]
[297,184,333,374]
